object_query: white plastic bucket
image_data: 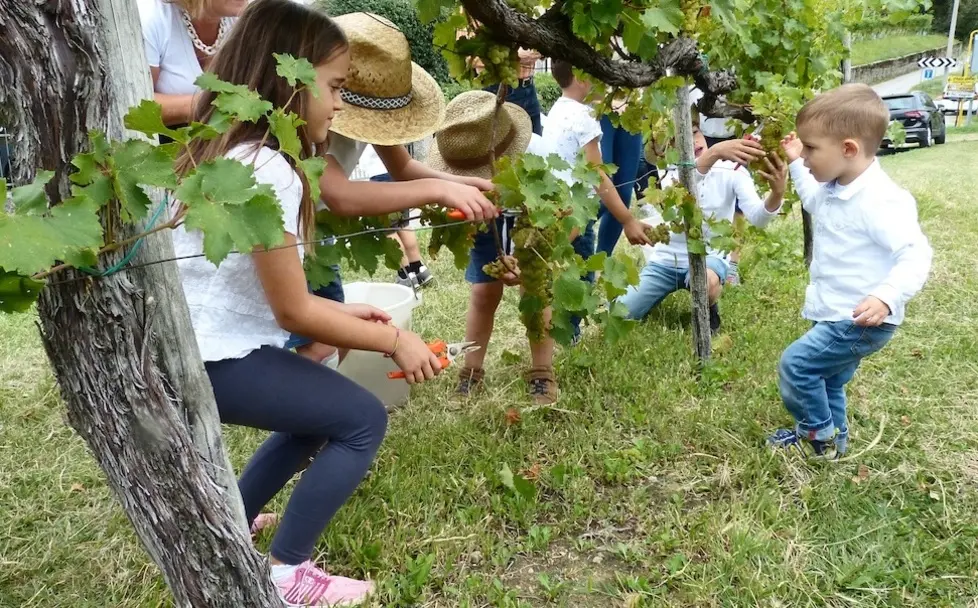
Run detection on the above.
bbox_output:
[336,281,422,407]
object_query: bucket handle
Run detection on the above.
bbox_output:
[410,276,420,301]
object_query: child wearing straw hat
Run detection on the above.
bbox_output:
[425,90,567,403]
[286,12,499,365]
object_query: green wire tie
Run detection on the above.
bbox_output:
[78,195,169,278]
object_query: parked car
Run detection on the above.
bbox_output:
[936,95,977,115]
[880,92,946,148]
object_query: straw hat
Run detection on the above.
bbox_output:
[329,12,446,146]
[425,90,533,180]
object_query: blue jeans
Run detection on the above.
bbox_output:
[596,115,642,257]
[779,321,896,453]
[619,256,728,321]
[486,81,543,135]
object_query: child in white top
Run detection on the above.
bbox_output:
[769,83,933,459]
[620,117,786,332]
[538,60,653,345]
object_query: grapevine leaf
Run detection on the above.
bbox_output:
[197,73,273,123]
[64,248,99,269]
[498,463,536,501]
[601,301,634,345]
[11,171,55,215]
[548,311,577,346]
[553,267,598,313]
[591,0,622,26]
[545,153,570,172]
[176,157,261,207]
[687,238,707,255]
[641,3,683,36]
[585,252,608,273]
[112,140,179,221]
[417,0,454,23]
[0,269,44,314]
[298,157,326,205]
[305,240,344,289]
[0,196,104,275]
[622,12,646,53]
[182,191,285,265]
[601,255,639,300]
[274,53,318,92]
[124,100,185,143]
[521,153,548,174]
[269,109,305,161]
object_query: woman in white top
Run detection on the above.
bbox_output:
[138,0,245,126]
[170,2,441,605]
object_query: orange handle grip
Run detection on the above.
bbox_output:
[447,209,466,220]
[387,355,451,379]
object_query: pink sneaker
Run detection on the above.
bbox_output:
[250,512,279,536]
[274,561,373,607]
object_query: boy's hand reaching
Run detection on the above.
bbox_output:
[704,138,766,167]
[781,132,804,163]
[853,296,891,327]
[623,218,654,246]
[497,255,521,287]
[756,154,788,197]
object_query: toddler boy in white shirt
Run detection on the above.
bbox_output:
[769,84,933,459]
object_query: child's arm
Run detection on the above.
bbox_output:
[582,139,653,246]
[695,138,766,175]
[855,193,933,327]
[375,144,494,192]
[319,152,497,221]
[781,133,821,212]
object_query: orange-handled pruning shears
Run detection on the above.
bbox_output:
[387,340,480,379]
[734,119,767,172]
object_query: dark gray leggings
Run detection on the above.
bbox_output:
[206,346,388,565]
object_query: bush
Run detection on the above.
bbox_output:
[933,0,978,40]
[317,0,450,85]
[850,14,933,40]
[535,72,561,115]
[442,80,474,102]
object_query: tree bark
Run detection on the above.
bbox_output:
[0,1,284,606]
[459,0,753,121]
[673,84,711,362]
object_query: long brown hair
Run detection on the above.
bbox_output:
[175,0,347,246]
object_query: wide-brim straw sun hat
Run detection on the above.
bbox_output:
[425,90,533,180]
[329,12,446,146]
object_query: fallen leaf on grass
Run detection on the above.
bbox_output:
[910,348,924,359]
[900,415,911,426]
[521,463,542,481]
[851,465,870,484]
[504,407,521,426]
[69,483,86,493]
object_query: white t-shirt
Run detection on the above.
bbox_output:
[325,133,371,179]
[540,96,603,187]
[173,145,303,361]
[137,0,236,96]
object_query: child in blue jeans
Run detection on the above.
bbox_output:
[619,116,787,332]
[769,84,932,459]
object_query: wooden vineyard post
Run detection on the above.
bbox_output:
[673,83,711,362]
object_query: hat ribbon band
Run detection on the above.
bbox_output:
[340,88,413,111]
[444,127,517,171]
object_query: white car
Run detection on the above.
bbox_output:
[937,95,977,115]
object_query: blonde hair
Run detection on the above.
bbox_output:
[796,84,889,154]
[167,0,215,20]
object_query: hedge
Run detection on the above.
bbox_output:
[851,14,934,40]
[317,0,450,85]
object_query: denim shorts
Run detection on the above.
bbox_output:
[619,255,728,320]
[284,268,345,350]
[465,219,595,284]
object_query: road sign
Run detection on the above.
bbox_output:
[917,57,957,69]
[946,75,977,101]
[923,68,934,80]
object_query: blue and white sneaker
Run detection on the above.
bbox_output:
[767,428,840,460]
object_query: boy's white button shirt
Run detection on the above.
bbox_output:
[788,158,932,326]
[639,161,780,266]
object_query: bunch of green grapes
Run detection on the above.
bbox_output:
[643,223,672,246]
[482,258,510,280]
[504,0,537,16]
[512,215,558,342]
[483,44,519,86]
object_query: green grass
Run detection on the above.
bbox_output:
[911,77,945,97]
[851,34,949,66]
[3,142,978,606]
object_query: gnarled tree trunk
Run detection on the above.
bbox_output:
[0,1,283,605]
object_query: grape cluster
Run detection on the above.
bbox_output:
[513,216,557,342]
[483,44,519,85]
[505,0,537,16]
[643,223,672,246]
[482,258,512,281]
